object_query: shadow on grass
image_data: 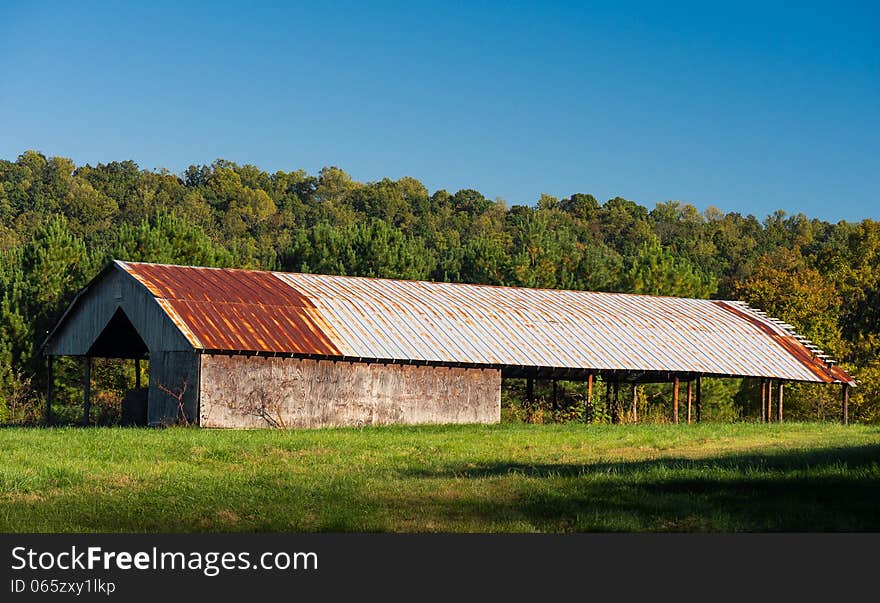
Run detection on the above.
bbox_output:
[402,444,880,479]
[4,444,878,533]
[394,444,880,532]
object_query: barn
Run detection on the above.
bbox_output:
[42,260,856,428]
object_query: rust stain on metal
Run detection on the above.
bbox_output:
[713,301,853,384]
[125,262,317,306]
[116,261,855,385]
[120,262,341,356]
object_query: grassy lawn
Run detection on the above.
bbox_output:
[1,422,878,532]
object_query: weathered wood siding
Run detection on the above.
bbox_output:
[199,355,501,428]
[149,351,201,426]
[47,267,192,356]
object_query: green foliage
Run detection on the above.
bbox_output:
[851,363,880,424]
[284,218,432,279]
[0,150,877,423]
[732,248,843,356]
[622,236,717,298]
[507,209,580,288]
[110,213,233,267]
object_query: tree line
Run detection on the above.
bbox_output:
[0,150,877,423]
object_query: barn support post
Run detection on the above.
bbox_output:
[767,380,774,425]
[612,379,620,424]
[45,355,54,426]
[82,356,91,427]
[586,373,594,423]
[526,377,534,414]
[696,375,702,423]
[777,382,784,423]
[135,357,141,389]
[842,384,849,425]
[673,376,679,424]
[605,377,613,421]
[686,379,693,424]
[632,384,638,423]
[760,379,767,422]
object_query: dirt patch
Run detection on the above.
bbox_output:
[106,474,136,487]
[217,509,241,523]
[3,491,46,503]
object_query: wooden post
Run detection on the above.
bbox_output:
[673,376,679,425]
[135,357,141,389]
[777,382,784,423]
[696,375,702,423]
[767,379,774,424]
[686,380,693,424]
[842,384,849,425]
[612,380,620,424]
[45,355,54,426]
[632,384,638,423]
[760,379,767,423]
[526,377,534,412]
[552,380,558,411]
[82,356,91,427]
[605,377,613,421]
[587,373,593,423]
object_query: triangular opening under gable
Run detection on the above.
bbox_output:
[87,307,149,359]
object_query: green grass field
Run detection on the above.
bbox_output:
[1,423,878,532]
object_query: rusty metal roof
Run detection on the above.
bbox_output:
[117,260,854,384]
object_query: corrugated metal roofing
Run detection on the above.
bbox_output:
[118,260,854,385]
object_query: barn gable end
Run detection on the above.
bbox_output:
[43,262,200,426]
[46,263,194,356]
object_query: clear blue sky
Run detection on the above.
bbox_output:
[1,1,877,221]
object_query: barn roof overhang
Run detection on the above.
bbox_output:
[41,260,857,387]
[189,348,852,385]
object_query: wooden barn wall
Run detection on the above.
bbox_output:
[148,351,201,426]
[199,355,501,428]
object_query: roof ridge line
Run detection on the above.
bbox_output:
[121,259,729,303]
